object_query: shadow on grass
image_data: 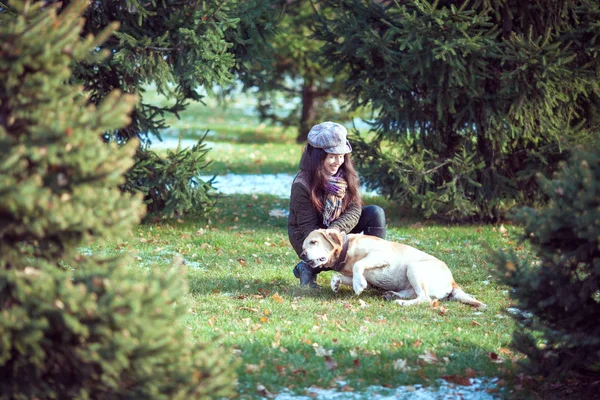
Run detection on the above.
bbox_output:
[187,272,379,301]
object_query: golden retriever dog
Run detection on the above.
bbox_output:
[301,229,485,308]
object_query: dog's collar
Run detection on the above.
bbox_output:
[332,234,350,272]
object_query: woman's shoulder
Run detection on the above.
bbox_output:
[292,171,310,190]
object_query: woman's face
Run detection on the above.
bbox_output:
[322,153,345,176]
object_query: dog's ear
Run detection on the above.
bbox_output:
[324,229,343,247]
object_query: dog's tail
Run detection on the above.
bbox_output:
[448,281,486,309]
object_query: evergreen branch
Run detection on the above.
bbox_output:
[274,3,286,27]
[143,45,178,52]
[308,0,320,16]
[420,161,451,175]
[207,0,228,21]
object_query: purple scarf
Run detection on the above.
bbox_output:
[322,171,347,226]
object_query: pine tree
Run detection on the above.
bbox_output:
[238,0,359,143]
[314,0,600,220]
[0,0,279,218]
[494,147,600,378]
[0,1,235,397]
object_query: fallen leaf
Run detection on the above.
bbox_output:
[245,364,260,373]
[412,339,423,348]
[499,224,508,236]
[313,344,333,357]
[271,292,284,303]
[465,368,477,378]
[256,383,273,397]
[324,355,338,370]
[488,352,503,363]
[275,365,286,374]
[505,261,516,271]
[291,368,306,375]
[470,320,482,326]
[393,359,412,372]
[498,347,513,356]
[237,258,246,266]
[442,374,472,386]
[419,350,439,364]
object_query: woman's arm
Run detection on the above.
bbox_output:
[328,202,361,233]
[290,182,321,239]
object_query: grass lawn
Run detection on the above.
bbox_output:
[91,93,535,398]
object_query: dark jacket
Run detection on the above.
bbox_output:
[287,171,361,257]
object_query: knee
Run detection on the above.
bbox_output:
[362,205,386,227]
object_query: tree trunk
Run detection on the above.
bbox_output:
[296,79,317,143]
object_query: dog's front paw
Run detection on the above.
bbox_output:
[352,275,368,296]
[330,275,342,292]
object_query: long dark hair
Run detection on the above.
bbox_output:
[299,144,363,212]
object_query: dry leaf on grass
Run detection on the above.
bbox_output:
[324,355,338,370]
[245,364,260,373]
[271,292,284,303]
[419,350,439,364]
[393,359,412,372]
[313,344,333,357]
[256,383,273,397]
[442,374,472,386]
[488,352,504,363]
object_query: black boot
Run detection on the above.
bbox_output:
[365,226,386,239]
[292,261,320,288]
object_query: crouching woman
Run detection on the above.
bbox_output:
[287,121,386,287]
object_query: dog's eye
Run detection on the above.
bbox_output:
[310,240,317,245]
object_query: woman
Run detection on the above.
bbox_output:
[288,121,386,287]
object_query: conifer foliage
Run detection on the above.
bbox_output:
[0,1,235,398]
[315,0,600,220]
[0,0,278,218]
[495,148,600,377]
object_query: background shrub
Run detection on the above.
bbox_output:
[494,147,600,377]
[0,1,235,398]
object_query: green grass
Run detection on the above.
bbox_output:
[89,90,533,398]
[147,88,305,175]
[88,194,528,399]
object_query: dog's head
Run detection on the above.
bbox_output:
[300,229,344,269]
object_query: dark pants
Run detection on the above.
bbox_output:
[350,205,386,238]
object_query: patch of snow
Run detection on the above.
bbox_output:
[200,173,379,198]
[149,136,380,198]
[148,137,234,151]
[271,378,501,400]
[506,307,533,319]
[269,208,289,218]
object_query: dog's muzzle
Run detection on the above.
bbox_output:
[300,252,327,267]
